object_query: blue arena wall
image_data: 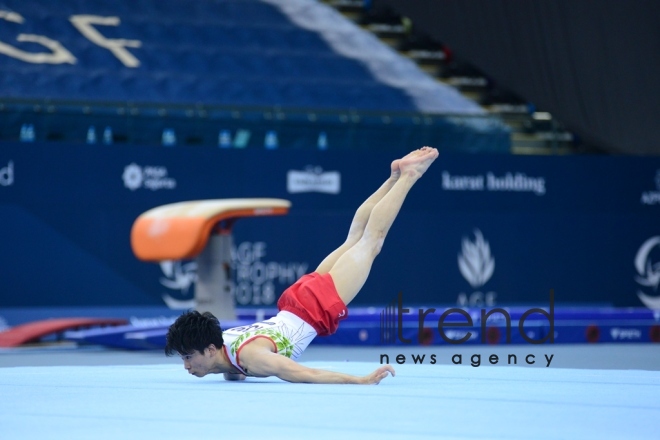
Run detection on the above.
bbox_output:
[1,143,659,312]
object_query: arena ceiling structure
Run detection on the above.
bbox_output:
[373,0,660,155]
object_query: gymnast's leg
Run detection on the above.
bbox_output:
[315,147,432,274]
[328,147,439,305]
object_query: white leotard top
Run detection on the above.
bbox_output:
[221,311,317,375]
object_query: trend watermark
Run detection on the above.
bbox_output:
[379,290,555,367]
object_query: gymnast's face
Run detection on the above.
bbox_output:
[180,347,213,377]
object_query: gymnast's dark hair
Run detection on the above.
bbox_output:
[164,310,224,356]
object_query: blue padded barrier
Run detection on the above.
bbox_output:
[65,319,255,350]
[59,307,660,349]
[65,324,172,350]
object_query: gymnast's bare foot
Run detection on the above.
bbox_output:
[398,147,439,179]
[391,147,432,179]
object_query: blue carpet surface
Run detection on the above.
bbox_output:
[1,361,658,439]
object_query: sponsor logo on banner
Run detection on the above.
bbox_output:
[122,163,176,191]
[610,327,642,341]
[441,171,546,195]
[640,170,660,205]
[160,241,308,308]
[634,236,660,309]
[287,166,340,194]
[0,161,14,186]
[456,229,497,306]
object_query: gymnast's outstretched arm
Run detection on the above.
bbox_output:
[243,350,395,384]
[237,338,394,384]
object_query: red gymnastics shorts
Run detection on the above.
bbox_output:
[277,272,348,336]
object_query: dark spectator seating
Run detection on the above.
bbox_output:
[0,0,509,151]
[0,0,481,113]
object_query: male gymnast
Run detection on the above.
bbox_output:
[165,147,439,384]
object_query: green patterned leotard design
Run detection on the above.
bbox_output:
[229,328,295,358]
[222,311,317,374]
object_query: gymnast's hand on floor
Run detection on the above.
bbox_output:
[362,365,396,385]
